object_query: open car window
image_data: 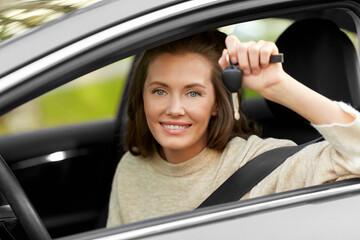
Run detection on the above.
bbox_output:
[0,18,307,135]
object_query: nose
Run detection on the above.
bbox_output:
[166,95,185,116]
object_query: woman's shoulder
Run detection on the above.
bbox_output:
[228,135,296,149]
[223,135,296,165]
[120,151,141,161]
[114,151,152,175]
[119,151,154,165]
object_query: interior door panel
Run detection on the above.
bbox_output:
[0,120,119,238]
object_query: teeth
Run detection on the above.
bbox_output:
[163,124,188,130]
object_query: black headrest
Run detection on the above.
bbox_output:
[267,19,360,121]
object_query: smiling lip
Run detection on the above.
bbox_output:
[160,122,191,135]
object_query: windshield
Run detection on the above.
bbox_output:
[0,0,103,42]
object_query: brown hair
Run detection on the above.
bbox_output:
[126,30,257,157]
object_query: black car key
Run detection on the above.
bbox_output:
[222,53,284,120]
[222,63,242,120]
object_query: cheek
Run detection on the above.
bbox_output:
[143,94,165,120]
[143,94,153,120]
[185,98,216,120]
[143,99,158,136]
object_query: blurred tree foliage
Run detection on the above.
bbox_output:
[0,0,101,41]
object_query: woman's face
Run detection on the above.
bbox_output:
[143,53,217,163]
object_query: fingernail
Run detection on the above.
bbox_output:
[244,70,250,75]
[253,70,259,75]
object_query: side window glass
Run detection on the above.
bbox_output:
[0,57,133,135]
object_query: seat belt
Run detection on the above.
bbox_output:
[197,137,323,208]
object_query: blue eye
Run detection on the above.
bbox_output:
[154,90,165,96]
[188,91,199,97]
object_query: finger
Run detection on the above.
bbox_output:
[225,35,240,64]
[237,41,255,75]
[260,41,279,68]
[218,49,229,70]
[248,40,265,75]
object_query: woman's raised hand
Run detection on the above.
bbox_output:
[218,35,287,101]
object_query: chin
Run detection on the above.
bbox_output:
[160,143,190,152]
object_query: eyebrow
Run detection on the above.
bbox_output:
[184,83,206,89]
[147,81,207,89]
[147,81,168,88]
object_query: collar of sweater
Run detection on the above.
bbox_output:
[149,147,221,177]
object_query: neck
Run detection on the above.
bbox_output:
[160,145,206,164]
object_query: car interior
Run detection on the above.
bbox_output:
[1,5,360,239]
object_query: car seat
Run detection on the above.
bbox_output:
[243,18,360,144]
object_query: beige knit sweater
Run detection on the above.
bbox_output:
[107,102,360,227]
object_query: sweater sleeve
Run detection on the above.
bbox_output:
[312,101,360,164]
[246,102,360,198]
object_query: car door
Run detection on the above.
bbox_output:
[1,0,360,239]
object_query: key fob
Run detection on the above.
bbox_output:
[222,65,242,92]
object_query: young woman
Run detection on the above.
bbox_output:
[106,30,360,227]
